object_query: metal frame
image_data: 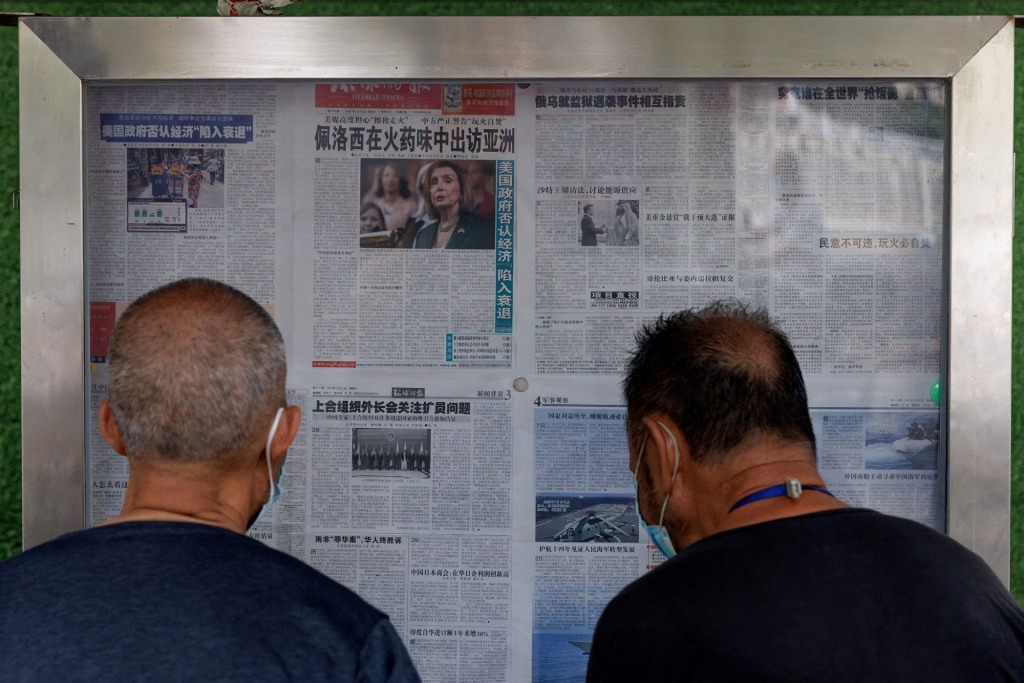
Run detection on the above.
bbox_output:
[19,16,1015,583]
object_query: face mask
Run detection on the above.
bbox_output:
[250,407,285,529]
[632,419,679,559]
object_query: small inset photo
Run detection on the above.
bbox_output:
[359,158,496,249]
[577,198,639,247]
[865,413,939,471]
[535,493,638,543]
[351,427,431,479]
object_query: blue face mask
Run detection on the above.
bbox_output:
[251,407,285,529]
[633,420,679,559]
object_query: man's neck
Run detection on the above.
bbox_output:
[692,443,848,540]
[103,458,253,534]
[101,508,226,527]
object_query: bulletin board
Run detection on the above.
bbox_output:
[20,16,1014,683]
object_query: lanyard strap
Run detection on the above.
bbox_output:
[728,478,835,513]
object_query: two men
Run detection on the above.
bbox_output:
[0,279,419,681]
[588,302,1024,681]
[4,280,1022,679]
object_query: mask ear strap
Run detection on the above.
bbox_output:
[634,429,650,478]
[264,407,285,500]
[652,420,681,528]
[654,419,680,481]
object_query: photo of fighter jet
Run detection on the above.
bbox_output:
[549,507,634,542]
[535,494,639,543]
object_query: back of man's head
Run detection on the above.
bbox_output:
[624,301,815,464]
[106,278,285,467]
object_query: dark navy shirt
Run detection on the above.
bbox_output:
[0,522,420,682]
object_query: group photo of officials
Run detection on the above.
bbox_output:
[351,427,432,479]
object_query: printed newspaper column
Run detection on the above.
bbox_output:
[303,385,513,680]
[85,84,278,525]
[528,82,740,377]
[770,82,946,529]
[306,82,517,369]
[530,397,645,682]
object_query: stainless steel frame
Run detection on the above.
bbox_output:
[19,16,1015,583]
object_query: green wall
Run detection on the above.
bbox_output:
[1,0,1021,603]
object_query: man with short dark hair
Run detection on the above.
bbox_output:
[0,278,420,681]
[587,301,1024,682]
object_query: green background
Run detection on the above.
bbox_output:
[0,0,1020,604]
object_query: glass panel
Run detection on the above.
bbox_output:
[84,77,946,682]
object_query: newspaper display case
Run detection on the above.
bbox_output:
[20,16,1014,682]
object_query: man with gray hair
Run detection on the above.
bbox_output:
[587,301,1024,682]
[0,278,420,681]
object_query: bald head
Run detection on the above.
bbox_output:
[106,278,285,467]
[624,301,815,464]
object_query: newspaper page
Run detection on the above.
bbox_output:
[523,386,651,682]
[517,79,945,520]
[292,83,516,370]
[85,82,292,524]
[278,377,514,682]
[83,78,946,683]
[281,81,521,677]
[513,80,946,682]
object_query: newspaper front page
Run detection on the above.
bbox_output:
[84,79,945,682]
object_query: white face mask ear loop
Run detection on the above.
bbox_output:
[654,420,680,526]
[265,407,285,502]
[634,428,650,483]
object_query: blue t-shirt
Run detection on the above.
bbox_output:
[0,522,420,682]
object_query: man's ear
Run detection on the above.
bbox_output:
[98,398,128,456]
[639,414,686,493]
[268,406,302,468]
